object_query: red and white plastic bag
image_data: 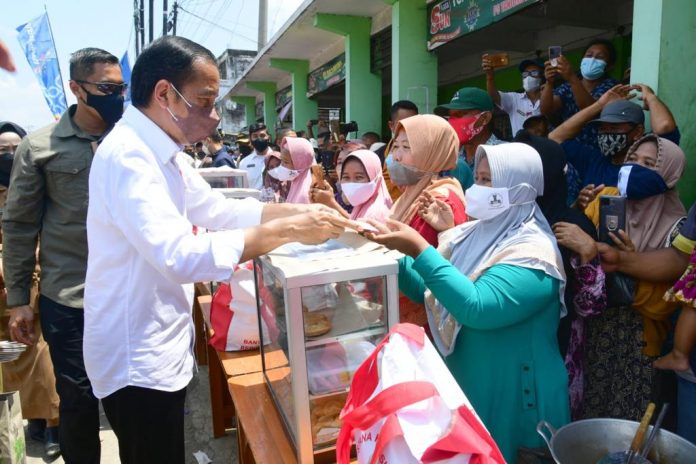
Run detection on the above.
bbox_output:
[336,323,505,464]
[209,261,267,351]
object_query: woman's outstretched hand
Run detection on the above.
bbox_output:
[362,218,430,258]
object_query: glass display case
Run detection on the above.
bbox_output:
[198,166,249,189]
[254,237,399,463]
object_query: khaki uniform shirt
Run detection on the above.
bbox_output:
[2,105,98,308]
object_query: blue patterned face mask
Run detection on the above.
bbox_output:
[580,57,607,80]
[617,163,668,200]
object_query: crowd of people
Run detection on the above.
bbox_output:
[0,33,694,464]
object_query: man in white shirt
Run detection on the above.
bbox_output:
[482,56,544,135]
[238,122,271,189]
[84,36,350,464]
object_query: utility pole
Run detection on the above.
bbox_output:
[139,0,145,50]
[134,0,140,56]
[258,0,268,51]
[172,2,178,35]
[149,0,154,43]
[162,0,168,36]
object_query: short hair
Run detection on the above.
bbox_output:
[131,36,216,108]
[249,123,267,137]
[390,100,419,120]
[69,48,119,81]
[208,131,223,143]
[362,131,380,142]
[583,39,617,66]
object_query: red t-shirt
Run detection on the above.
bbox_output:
[408,189,467,247]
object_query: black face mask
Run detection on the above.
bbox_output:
[251,138,270,153]
[0,152,14,187]
[83,89,124,127]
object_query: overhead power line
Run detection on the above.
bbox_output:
[178,4,258,45]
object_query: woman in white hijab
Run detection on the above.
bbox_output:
[366,142,570,462]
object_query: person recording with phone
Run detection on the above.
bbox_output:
[541,39,619,149]
[482,55,544,135]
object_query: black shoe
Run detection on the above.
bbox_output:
[44,426,61,460]
[26,418,46,442]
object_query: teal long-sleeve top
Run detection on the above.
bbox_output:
[400,246,570,463]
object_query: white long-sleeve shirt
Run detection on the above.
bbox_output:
[84,106,262,398]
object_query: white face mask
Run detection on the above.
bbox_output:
[340,180,377,206]
[202,145,210,156]
[465,184,511,221]
[268,165,300,181]
[522,76,541,92]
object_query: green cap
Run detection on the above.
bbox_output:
[434,87,494,116]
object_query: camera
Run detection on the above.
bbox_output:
[339,121,359,135]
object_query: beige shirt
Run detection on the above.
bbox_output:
[2,105,98,308]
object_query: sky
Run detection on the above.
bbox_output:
[0,0,304,132]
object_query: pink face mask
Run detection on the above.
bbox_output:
[448,114,485,145]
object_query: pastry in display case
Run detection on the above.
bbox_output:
[253,233,399,463]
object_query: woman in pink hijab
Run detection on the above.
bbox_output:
[267,136,316,204]
[310,149,392,222]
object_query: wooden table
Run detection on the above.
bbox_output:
[195,283,275,438]
[228,372,357,464]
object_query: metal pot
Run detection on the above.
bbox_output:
[537,419,696,464]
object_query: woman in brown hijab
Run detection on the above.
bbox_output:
[387,114,467,246]
[386,115,468,328]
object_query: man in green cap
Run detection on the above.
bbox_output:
[435,87,505,189]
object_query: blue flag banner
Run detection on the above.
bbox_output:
[120,51,132,105]
[16,13,67,119]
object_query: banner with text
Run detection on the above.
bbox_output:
[307,54,345,97]
[428,0,539,50]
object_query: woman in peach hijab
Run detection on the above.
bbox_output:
[386,114,468,329]
[387,114,467,246]
[267,136,316,204]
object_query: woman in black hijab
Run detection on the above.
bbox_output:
[515,131,607,419]
[0,121,26,189]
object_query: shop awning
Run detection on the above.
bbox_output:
[223,0,392,104]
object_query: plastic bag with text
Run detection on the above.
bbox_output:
[336,323,505,464]
[209,261,268,351]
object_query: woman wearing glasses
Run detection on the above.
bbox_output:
[482,55,545,136]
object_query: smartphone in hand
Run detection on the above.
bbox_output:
[488,52,509,68]
[599,195,626,244]
[549,46,562,67]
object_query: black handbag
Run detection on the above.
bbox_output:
[605,271,636,308]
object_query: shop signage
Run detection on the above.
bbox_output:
[307,53,345,96]
[275,85,292,109]
[428,0,539,50]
